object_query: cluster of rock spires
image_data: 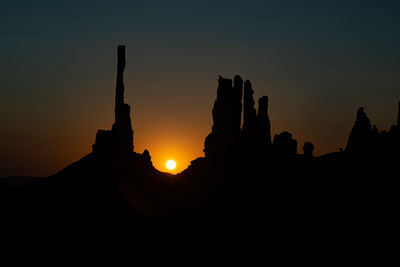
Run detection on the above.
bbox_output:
[90,45,400,166]
[204,75,297,160]
[204,74,400,162]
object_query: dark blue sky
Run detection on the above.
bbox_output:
[1,0,400,175]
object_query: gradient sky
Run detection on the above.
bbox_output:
[1,0,400,176]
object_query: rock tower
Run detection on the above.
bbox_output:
[92,45,134,155]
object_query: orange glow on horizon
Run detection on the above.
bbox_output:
[134,123,207,174]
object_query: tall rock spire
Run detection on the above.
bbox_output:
[93,45,134,155]
[112,45,133,153]
[115,45,126,123]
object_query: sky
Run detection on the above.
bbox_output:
[1,0,400,176]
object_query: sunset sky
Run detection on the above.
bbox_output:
[1,0,400,176]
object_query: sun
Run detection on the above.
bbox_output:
[165,160,176,170]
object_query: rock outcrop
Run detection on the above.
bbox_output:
[92,45,134,155]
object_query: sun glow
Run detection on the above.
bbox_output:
[165,160,177,170]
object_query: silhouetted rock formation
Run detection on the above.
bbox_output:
[343,104,400,161]
[242,80,257,144]
[345,107,373,154]
[303,142,314,158]
[92,45,133,155]
[273,131,297,157]
[204,75,243,158]
[257,95,271,146]
[241,80,260,153]
[205,76,273,159]
[141,149,152,165]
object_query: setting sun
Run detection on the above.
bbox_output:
[165,160,177,170]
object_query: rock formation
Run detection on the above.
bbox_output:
[242,80,258,147]
[273,131,297,157]
[343,104,400,158]
[242,82,271,152]
[141,149,152,166]
[205,75,273,158]
[203,74,400,163]
[204,75,243,158]
[257,95,271,146]
[92,45,134,155]
[303,142,314,158]
[345,107,373,154]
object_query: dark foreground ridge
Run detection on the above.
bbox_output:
[1,46,398,266]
